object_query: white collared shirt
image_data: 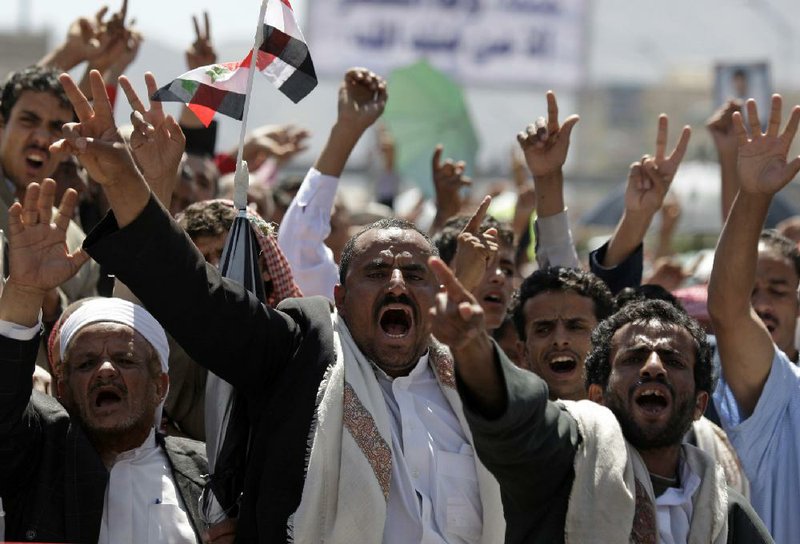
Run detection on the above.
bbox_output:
[373,354,483,543]
[99,428,196,544]
[654,457,701,544]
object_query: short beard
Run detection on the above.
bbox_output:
[604,385,696,451]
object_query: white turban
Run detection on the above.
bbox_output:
[59,297,170,373]
[59,297,170,428]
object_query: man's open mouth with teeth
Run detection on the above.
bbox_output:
[546,352,579,375]
[24,146,49,172]
[633,383,672,416]
[378,303,415,339]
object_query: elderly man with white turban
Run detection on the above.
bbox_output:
[0,180,207,543]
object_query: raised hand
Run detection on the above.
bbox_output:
[6,180,89,294]
[118,72,186,202]
[186,12,217,70]
[516,91,579,179]
[432,144,471,224]
[735,95,800,196]
[707,100,743,153]
[453,196,498,293]
[337,68,388,133]
[241,124,310,170]
[624,115,691,216]
[52,71,142,189]
[428,257,486,352]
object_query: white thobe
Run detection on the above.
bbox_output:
[99,429,196,544]
[654,457,701,544]
[374,354,483,543]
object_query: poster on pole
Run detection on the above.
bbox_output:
[306,0,587,87]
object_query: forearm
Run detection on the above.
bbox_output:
[718,149,739,222]
[452,333,505,417]
[101,172,152,228]
[459,350,578,503]
[603,210,654,268]
[277,168,340,299]
[313,123,363,177]
[532,171,565,218]
[709,192,770,318]
[37,44,83,70]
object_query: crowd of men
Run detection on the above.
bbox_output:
[2,3,800,544]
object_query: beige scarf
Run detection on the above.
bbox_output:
[560,400,728,544]
[288,313,504,543]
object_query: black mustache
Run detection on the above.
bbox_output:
[89,379,128,397]
[376,294,417,318]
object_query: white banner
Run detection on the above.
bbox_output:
[306,0,586,87]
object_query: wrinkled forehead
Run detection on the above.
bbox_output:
[610,319,694,354]
[353,227,434,264]
[64,322,154,358]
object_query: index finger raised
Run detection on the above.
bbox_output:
[118,75,145,112]
[204,11,211,40]
[429,256,471,302]
[59,74,94,122]
[655,114,668,161]
[432,144,444,171]
[546,90,559,135]
[461,195,492,235]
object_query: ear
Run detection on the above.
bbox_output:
[333,283,346,316]
[56,377,65,400]
[587,384,605,404]
[693,390,709,421]
[155,372,170,402]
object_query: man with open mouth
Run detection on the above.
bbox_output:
[512,266,615,400]
[0,180,207,543]
[429,260,771,543]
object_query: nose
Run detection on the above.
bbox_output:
[551,321,570,348]
[486,262,507,285]
[31,125,52,147]
[387,268,407,295]
[751,289,773,317]
[640,351,666,380]
[95,359,119,380]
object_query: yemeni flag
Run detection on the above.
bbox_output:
[153,0,317,126]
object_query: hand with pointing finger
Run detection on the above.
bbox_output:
[452,196,498,293]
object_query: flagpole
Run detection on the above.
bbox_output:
[233,0,269,211]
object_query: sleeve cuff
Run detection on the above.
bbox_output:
[295,168,340,208]
[0,316,42,341]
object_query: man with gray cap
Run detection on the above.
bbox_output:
[0,179,207,543]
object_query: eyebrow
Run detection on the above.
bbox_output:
[616,344,686,359]
[364,260,427,273]
[20,109,69,130]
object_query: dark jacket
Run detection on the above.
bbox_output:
[460,353,774,544]
[84,196,336,543]
[0,333,207,543]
